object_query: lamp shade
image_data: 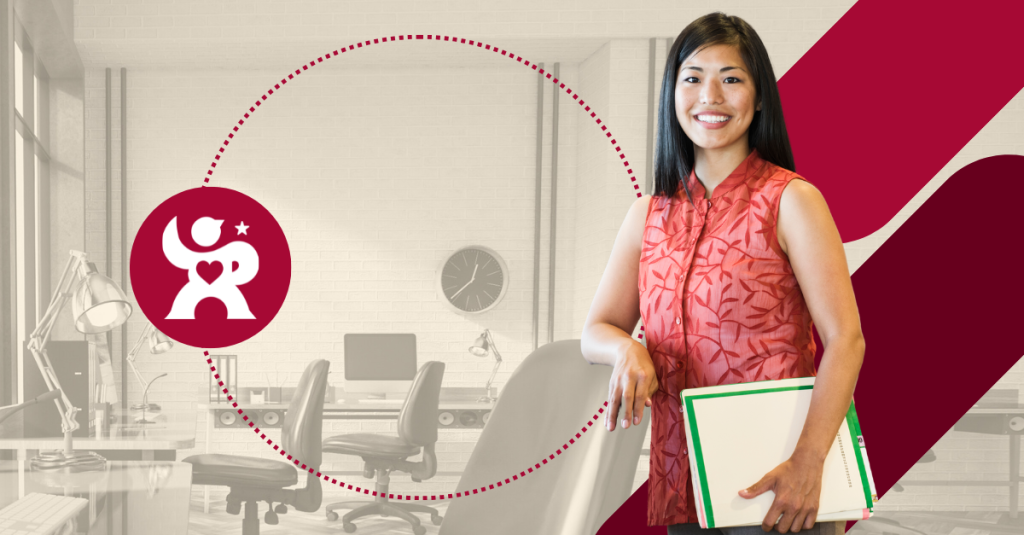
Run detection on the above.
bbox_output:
[147,327,173,354]
[469,331,489,357]
[72,262,132,333]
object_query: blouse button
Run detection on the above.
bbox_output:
[676,317,681,325]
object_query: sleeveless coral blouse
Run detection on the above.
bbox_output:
[638,148,818,526]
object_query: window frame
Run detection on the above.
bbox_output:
[5,12,51,406]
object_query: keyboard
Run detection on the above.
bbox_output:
[356,399,405,405]
[0,493,87,535]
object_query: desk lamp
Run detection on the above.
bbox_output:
[0,390,62,425]
[468,329,502,403]
[126,322,173,424]
[25,250,132,472]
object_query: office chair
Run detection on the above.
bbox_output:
[184,359,329,535]
[439,339,649,535]
[322,361,445,535]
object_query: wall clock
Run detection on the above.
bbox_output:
[437,246,509,314]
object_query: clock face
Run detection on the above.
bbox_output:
[439,247,508,313]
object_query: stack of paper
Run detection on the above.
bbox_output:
[680,377,877,529]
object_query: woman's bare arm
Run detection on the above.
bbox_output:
[581,194,656,431]
[779,179,865,466]
[739,179,866,533]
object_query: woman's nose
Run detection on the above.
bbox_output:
[700,80,723,105]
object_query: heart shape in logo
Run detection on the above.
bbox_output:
[197,261,223,285]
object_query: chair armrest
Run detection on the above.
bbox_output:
[285,471,322,513]
[409,443,437,482]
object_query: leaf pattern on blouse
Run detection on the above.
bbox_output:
[638,148,818,526]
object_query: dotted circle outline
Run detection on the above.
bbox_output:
[199,35,642,502]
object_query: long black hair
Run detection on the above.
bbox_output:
[654,12,795,205]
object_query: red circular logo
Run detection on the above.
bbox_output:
[130,187,291,348]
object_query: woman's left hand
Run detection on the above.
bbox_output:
[738,450,825,533]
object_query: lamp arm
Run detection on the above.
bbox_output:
[482,330,502,395]
[485,330,503,363]
[126,359,149,393]
[25,251,89,444]
[126,323,154,391]
[483,359,501,394]
[30,251,84,349]
[126,323,152,364]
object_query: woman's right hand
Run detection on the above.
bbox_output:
[605,342,659,431]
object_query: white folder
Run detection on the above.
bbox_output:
[680,377,877,529]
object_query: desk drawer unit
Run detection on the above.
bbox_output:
[954,413,1024,434]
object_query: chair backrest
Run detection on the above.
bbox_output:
[396,361,445,447]
[281,359,330,468]
[439,340,648,535]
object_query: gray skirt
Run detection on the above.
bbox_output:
[667,520,846,535]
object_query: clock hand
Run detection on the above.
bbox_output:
[451,278,474,299]
[452,263,481,299]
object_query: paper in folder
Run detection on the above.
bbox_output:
[680,377,877,529]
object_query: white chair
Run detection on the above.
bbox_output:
[439,339,649,535]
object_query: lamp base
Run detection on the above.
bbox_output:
[130,402,161,412]
[476,395,497,403]
[30,449,106,473]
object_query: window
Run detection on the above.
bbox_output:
[9,17,51,405]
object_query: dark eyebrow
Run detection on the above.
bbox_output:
[681,66,746,74]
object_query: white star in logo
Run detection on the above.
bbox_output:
[235,221,249,235]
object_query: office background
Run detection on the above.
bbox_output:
[2,0,1023,520]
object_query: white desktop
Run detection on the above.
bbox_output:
[343,333,417,400]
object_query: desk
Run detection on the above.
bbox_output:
[196,390,495,513]
[0,409,197,461]
[0,460,192,534]
[899,403,1024,528]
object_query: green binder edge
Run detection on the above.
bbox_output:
[683,384,872,529]
[845,401,875,509]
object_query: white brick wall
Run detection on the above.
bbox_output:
[83,59,590,491]
[66,0,1024,507]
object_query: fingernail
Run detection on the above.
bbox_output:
[622,418,628,429]
[634,415,640,425]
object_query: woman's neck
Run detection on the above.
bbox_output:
[693,142,751,199]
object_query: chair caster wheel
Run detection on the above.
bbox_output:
[265,511,279,525]
[431,513,443,525]
[226,501,241,515]
[413,525,426,535]
[343,522,357,533]
[274,504,287,514]
[326,511,339,522]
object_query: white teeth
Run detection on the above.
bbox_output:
[697,115,729,123]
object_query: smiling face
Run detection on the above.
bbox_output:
[675,43,761,156]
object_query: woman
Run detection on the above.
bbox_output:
[580,12,864,535]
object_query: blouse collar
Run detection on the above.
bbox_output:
[683,148,765,203]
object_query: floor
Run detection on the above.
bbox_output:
[848,511,1024,535]
[188,495,449,535]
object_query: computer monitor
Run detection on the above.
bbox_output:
[343,333,417,398]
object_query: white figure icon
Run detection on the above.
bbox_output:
[163,216,259,319]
